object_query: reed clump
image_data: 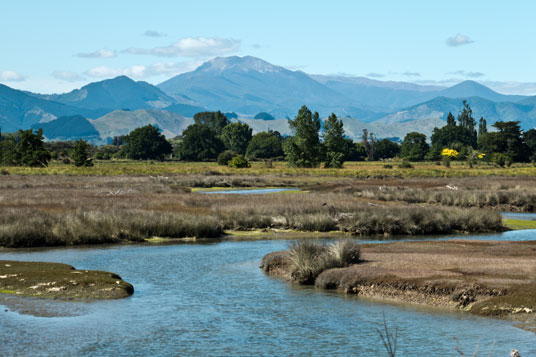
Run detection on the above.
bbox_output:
[288,240,360,284]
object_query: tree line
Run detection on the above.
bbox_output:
[1,101,536,168]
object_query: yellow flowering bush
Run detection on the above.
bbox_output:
[441,148,459,158]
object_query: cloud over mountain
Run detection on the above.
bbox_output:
[76,49,117,58]
[446,33,474,47]
[0,70,25,82]
[52,71,85,82]
[123,37,240,58]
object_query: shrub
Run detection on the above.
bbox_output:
[217,150,237,166]
[398,161,413,169]
[228,155,250,168]
[288,240,361,285]
[383,164,393,169]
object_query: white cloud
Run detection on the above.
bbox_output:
[402,71,421,77]
[76,49,117,58]
[0,70,26,82]
[143,30,166,37]
[85,61,201,79]
[366,72,385,78]
[124,36,240,58]
[51,71,85,82]
[446,70,484,78]
[446,33,474,47]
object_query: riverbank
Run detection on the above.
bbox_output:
[261,240,536,327]
[0,260,133,299]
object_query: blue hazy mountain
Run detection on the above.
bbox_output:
[33,76,175,112]
[158,56,382,120]
[31,115,100,141]
[374,96,536,131]
[0,84,103,132]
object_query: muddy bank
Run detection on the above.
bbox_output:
[0,260,133,300]
[261,240,536,323]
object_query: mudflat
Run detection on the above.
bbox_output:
[0,260,134,300]
[261,240,536,327]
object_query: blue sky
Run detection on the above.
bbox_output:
[1,0,535,94]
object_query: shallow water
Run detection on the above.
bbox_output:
[1,231,536,356]
[198,188,297,194]
[503,212,536,221]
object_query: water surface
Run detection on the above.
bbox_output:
[1,230,535,356]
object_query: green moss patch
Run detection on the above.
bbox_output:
[0,260,133,300]
[504,218,536,230]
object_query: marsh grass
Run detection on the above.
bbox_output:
[0,175,507,247]
[288,240,361,284]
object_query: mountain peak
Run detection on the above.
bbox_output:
[196,56,284,74]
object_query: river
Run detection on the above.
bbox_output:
[1,228,536,356]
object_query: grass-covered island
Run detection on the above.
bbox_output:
[261,240,536,329]
[0,260,134,299]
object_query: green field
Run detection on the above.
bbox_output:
[1,160,536,177]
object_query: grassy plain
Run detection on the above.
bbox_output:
[1,160,535,248]
[1,160,536,178]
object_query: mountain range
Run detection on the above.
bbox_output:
[1,55,535,143]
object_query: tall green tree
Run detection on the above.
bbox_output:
[71,139,93,167]
[524,128,536,161]
[221,122,252,155]
[446,112,456,126]
[177,123,224,161]
[362,129,376,161]
[125,125,172,161]
[375,139,401,160]
[478,121,527,162]
[323,113,346,168]
[246,131,284,159]
[15,129,51,167]
[478,117,487,136]
[193,111,229,136]
[457,100,477,146]
[283,105,323,167]
[400,132,429,161]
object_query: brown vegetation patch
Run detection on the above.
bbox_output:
[261,240,536,322]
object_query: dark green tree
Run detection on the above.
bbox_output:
[430,124,476,149]
[193,111,229,136]
[362,129,376,161]
[15,129,51,167]
[375,139,401,160]
[457,100,477,145]
[71,139,93,167]
[446,112,456,127]
[400,132,429,161]
[524,129,536,162]
[283,106,323,167]
[124,125,172,161]
[221,122,252,155]
[177,124,224,161]
[478,121,527,162]
[323,113,346,168]
[246,131,284,159]
[0,138,17,165]
[346,141,367,161]
[478,117,487,136]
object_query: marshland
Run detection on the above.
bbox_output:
[2,172,530,248]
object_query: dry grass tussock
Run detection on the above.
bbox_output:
[0,175,505,247]
[288,240,360,284]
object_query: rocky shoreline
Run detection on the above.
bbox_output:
[260,240,536,328]
[0,260,134,300]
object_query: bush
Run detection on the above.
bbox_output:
[217,150,237,166]
[383,164,393,169]
[288,240,361,285]
[398,161,413,169]
[493,153,506,167]
[228,155,250,168]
